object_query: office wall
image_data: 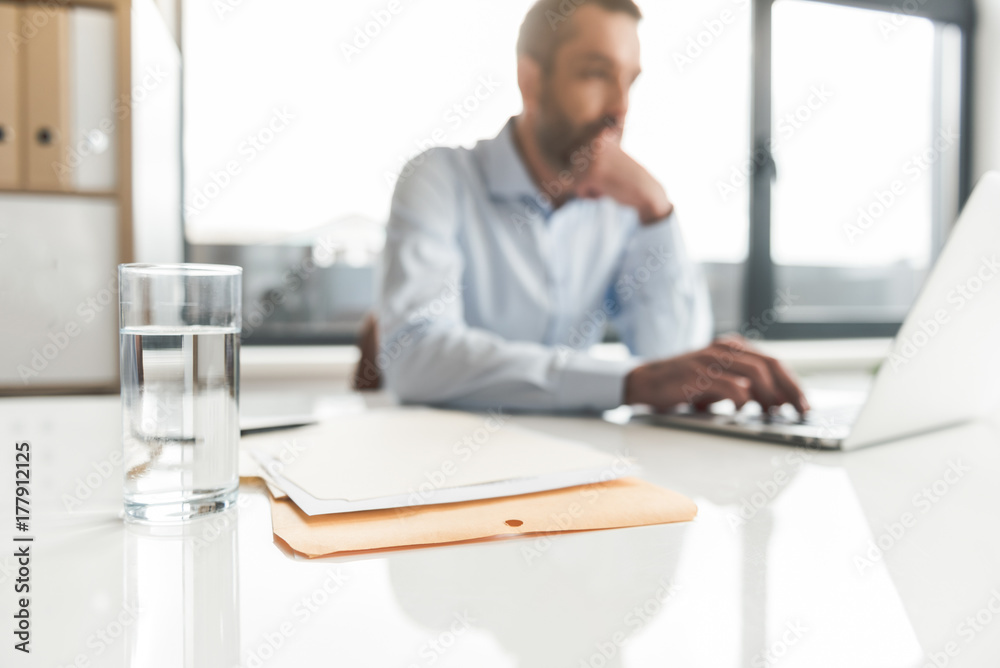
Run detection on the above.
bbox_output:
[976,0,1000,179]
[132,0,183,264]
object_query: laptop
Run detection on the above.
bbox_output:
[646,171,1000,450]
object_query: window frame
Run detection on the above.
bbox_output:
[746,0,976,339]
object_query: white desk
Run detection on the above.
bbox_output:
[2,367,1000,667]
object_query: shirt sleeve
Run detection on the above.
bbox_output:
[378,149,637,412]
[610,211,714,360]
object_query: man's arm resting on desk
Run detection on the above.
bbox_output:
[383,325,810,414]
[382,324,636,411]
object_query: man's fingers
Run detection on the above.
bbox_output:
[698,347,779,409]
[692,398,714,412]
[713,335,753,356]
[725,356,781,409]
[709,338,809,413]
[761,356,810,413]
[629,344,805,414]
[684,372,752,410]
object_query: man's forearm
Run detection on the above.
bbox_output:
[380,322,636,412]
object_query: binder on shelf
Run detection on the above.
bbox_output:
[0,0,183,395]
[23,5,71,191]
[0,3,20,189]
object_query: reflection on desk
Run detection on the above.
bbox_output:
[125,514,240,666]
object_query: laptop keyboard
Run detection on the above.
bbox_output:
[727,403,861,428]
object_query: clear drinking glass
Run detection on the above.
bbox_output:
[119,264,242,522]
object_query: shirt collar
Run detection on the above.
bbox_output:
[478,117,553,214]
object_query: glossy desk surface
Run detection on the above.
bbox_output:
[2,375,1000,668]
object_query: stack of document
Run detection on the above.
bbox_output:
[240,407,635,516]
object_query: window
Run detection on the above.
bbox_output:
[181,0,974,342]
[625,0,753,333]
[747,0,973,338]
[182,0,535,243]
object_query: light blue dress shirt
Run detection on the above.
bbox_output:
[378,118,713,411]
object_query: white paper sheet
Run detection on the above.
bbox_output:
[241,407,635,516]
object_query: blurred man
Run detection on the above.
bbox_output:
[374,0,808,414]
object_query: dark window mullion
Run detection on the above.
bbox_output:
[746,0,775,327]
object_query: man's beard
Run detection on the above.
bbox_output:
[533,90,619,172]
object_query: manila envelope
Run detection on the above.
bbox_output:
[270,476,697,558]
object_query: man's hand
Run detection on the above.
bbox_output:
[623,336,810,414]
[573,129,673,225]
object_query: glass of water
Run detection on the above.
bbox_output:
[119,264,242,522]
